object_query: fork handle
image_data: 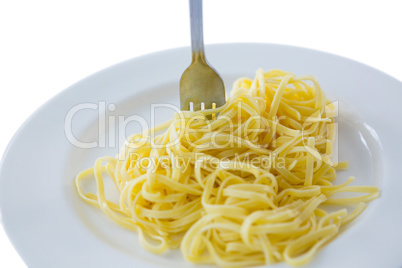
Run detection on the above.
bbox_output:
[189,0,205,62]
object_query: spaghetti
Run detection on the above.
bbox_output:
[76,69,379,267]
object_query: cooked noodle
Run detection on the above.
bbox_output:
[76,69,379,267]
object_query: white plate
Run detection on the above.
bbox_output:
[1,44,402,268]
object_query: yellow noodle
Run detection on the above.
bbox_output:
[75,69,379,267]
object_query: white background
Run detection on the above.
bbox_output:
[0,0,401,266]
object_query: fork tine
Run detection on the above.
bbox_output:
[181,100,190,111]
[193,102,202,111]
[203,101,212,110]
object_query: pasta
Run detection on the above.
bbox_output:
[76,69,379,267]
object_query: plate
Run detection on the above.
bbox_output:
[1,43,402,268]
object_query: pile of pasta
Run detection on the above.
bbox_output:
[76,69,379,267]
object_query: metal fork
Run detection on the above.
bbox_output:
[179,0,226,111]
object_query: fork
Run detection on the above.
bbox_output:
[179,0,226,111]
